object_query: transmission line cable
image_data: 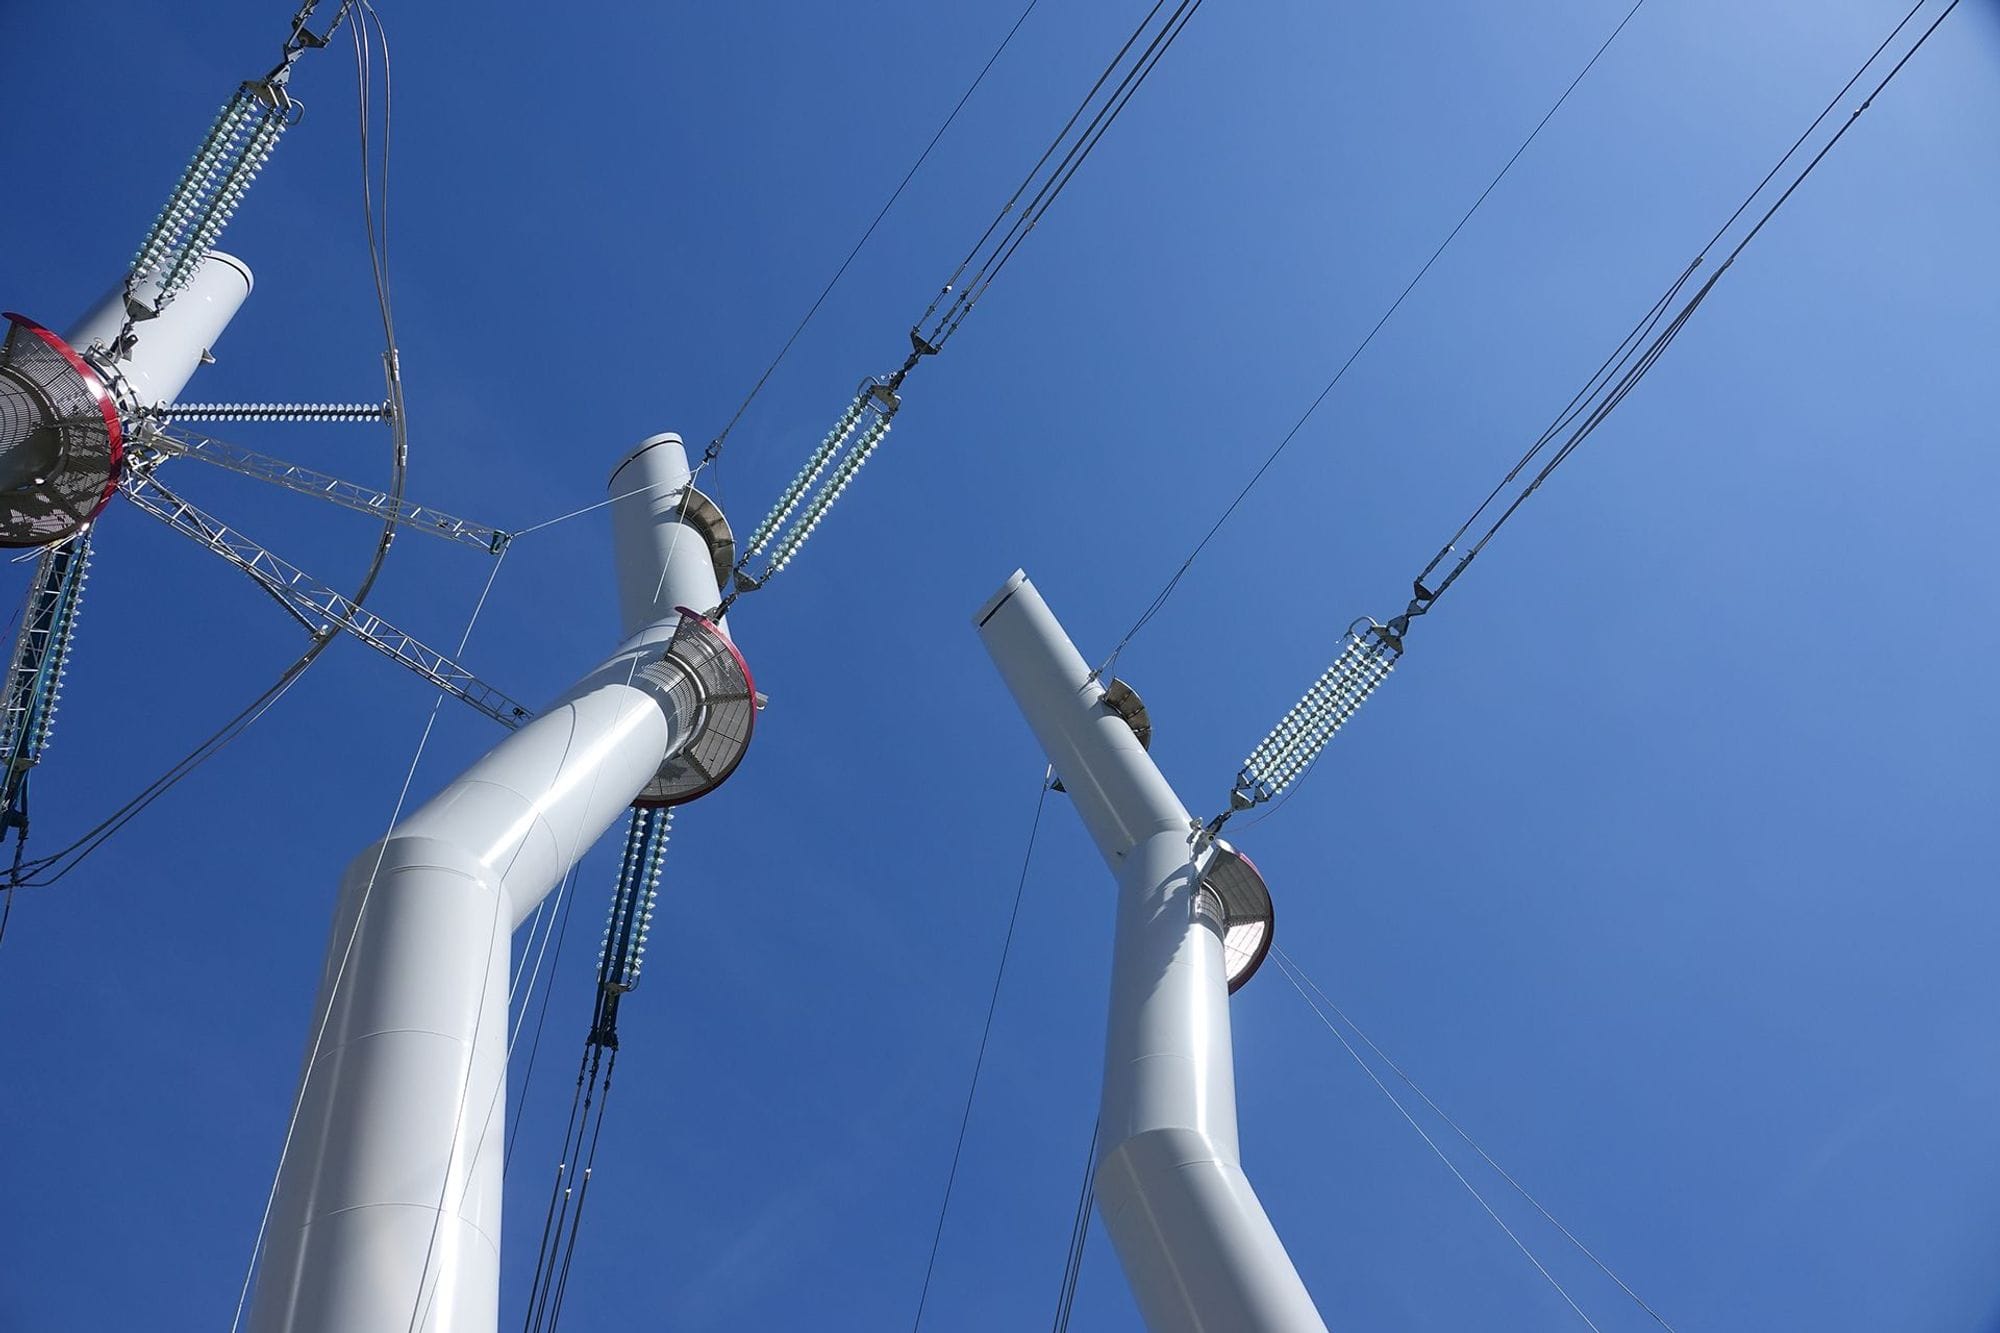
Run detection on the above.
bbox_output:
[915,0,1206,352]
[1277,947,1680,1332]
[1395,0,1950,632]
[720,0,1208,609]
[911,767,1052,1331]
[1099,0,1649,679]
[1209,0,1959,831]
[704,0,1045,466]
[1272,950,1606,1331]
[508,862,583,1170]
[513,805,673,1333]
[1050,1119,1099,1333]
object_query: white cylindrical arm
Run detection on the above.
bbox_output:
[609,431,730,640]
[975,570,1327,1333]
[66,251,253,409]
[973,569,1188,867]
[247,436,726,1333]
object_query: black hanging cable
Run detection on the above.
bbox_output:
[1050,1118,1099,1333]
[1098,0,1650,676]
[918,0,1172,339]
[522,1042,607,1333]
[507,865,583,1170]
[518,807,668,1330]
[0,826,24,953]
[540,1047,618,1333]
[918,0,1206,355]
[909,769,1052,1331]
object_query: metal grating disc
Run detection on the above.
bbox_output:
[0,314,123,549]
[631,608,756,807]
[1202,838,1274,993]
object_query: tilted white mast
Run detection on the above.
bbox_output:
[246,434,750,1332]
[976,570,1327,1333]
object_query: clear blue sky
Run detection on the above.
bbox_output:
[3,2,1998,1330]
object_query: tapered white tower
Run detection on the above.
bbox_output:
[976,569,1325,1333]
[247,434,750,1332]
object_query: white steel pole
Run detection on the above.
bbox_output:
[67,252,254,409]
[974,570,1327,1333]
[247,436,728,1333]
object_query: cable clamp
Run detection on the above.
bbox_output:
[884,326,941,392]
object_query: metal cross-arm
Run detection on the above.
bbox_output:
[119,472,533,728]
[144,425,511,553]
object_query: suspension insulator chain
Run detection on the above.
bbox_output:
[724,378,900,605]
[739,387,870,561]
[1214,618,1401,831]
[124,0,355,317]
[586,806,671,1050]
[127,88,291,315]
[162,401,394,426]
[1,534,93,839]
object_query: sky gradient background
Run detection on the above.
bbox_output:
[2,1,1998,1329]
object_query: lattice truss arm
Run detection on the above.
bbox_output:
[118,471,533,728]
[138,422,511,553]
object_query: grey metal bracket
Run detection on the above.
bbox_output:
[119,471,533,728]
[143,424,511,553]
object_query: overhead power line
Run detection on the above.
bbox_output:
[1391,0,1957,638]
[914,0,1209,357]
[706,0,1046,464]
[1100,0,1650,677]
[1209,0,1960,831]
[721,0,1209,607]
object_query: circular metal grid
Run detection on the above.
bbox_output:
[1202,838,1274,993]
[0,313,123,548]
[631,608,756,807]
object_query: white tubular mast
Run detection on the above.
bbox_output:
[247,435,738,1333]
[68,251,254,409]
[974,571,1327,1333]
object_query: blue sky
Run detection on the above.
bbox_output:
[2,2,1998,1329]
